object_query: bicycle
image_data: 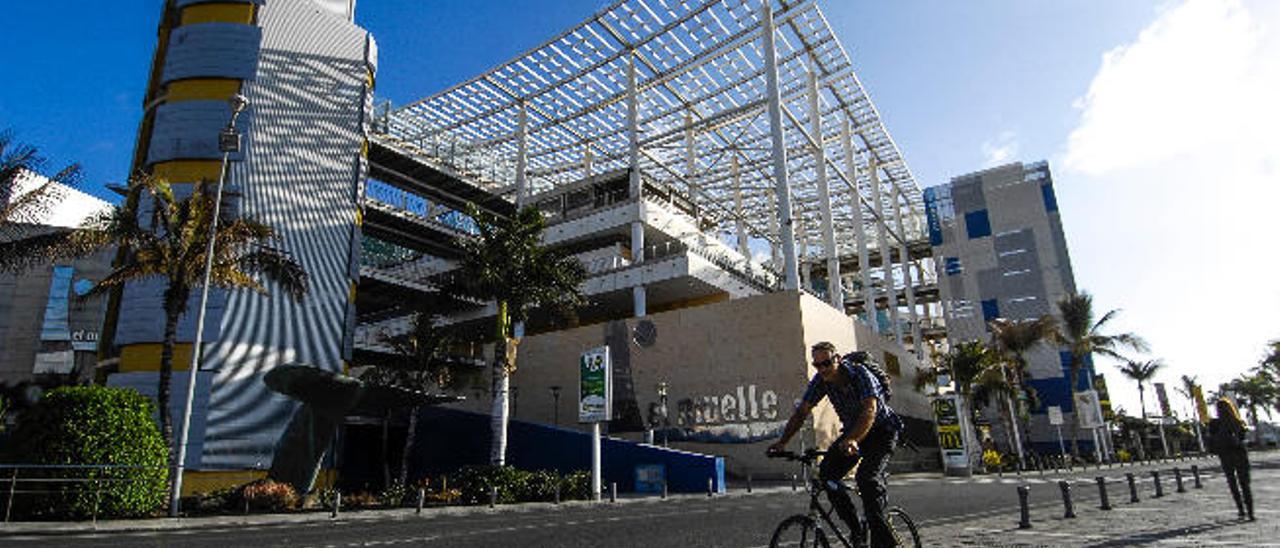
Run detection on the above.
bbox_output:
[766,449,921,547]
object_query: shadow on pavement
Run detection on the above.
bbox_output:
[1082,519,1247,547]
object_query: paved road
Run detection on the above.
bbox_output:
[0,456,1225,547]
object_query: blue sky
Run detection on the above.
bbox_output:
[3,1,1277,419]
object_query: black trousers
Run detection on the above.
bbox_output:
[1219,449,1253,517]
[819,428,898,547]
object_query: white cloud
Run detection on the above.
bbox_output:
[981,130,1019,167]
[1058,0,1280,414]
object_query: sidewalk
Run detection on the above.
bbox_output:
[919,454,1279,547]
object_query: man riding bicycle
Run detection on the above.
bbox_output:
[768,342,904,548]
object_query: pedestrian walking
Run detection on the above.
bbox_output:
[1208,398,1253,520]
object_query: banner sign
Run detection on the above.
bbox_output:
[1193,385,1210,423]
[1094,374,1114,421]
[1074,390,1103,428]
[933,395,967,469]
[1047,405,1064,426]
[1155,382,1171,417]
[579,346,612,423]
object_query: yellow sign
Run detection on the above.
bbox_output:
[1193,385,1210,424]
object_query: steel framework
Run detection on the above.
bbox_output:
[380,0,926,275]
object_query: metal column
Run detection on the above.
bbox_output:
[733,156,749,257]
[627,49,646,317]
[810,69,841,308]
[869,159,902,344]
[762,1,798,291]
[842,118,875,331]
[514,101,529,208]
[892,187,922,356]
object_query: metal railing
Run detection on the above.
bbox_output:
[0,463,168,523]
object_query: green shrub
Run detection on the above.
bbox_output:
[378,481,409,507]
[241,479,298,512]
[560,470,592,500]
[3,386,168,519]
[449,466,591,505]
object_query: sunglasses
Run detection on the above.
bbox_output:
[812,358,834,369]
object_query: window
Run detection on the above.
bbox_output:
[1041,183,1059,212]
[965,209,991,239]
[981,299,1000,322]
[944,257,962,276]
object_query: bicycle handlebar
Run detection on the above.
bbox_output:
[766,448,826,463]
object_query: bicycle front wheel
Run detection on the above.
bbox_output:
[769,515,832,548]
[885,506,921,548]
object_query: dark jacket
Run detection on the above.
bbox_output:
[1208,417,1246,454]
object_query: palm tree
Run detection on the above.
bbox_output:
[451,204,586,466]
[1117,359,1163,419]
[366,311,476,486]
[1228,373,1276,445]
[988,315,1058,462]
[0,175,309,460]
[1,131,82,254]
[936,341,999,465]
[1055,292,1147,456]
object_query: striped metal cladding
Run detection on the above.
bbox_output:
[196,0,373,469]
[162,23,263,83]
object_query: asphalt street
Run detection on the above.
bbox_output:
[1,458,1214,547]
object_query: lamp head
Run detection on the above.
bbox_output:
[229,94,250,114]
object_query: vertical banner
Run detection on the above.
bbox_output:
[1074,390,1103,428]
[579,346,612,423]
[1154,382,1171,418]
[1192,385,1210,423]
[933,395,967,470]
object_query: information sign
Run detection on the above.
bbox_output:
[1074,390,1103,428]
[1047,405,1064,426]
[933,395,967,469]
[579,346,612,423]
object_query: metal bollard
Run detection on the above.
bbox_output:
[489,486,497,508]
[1096,477,1112,510]
[610,482,617,503]
[1192,465,1203,489]
[416,487,425,514]
[1058,481,1076,519]
[1017,485,1032,529]
[332,490,342,519]
[1174,468,1185,493]
[1151,471,1164,498]
[747,474,753,493]
[707,478,714,497]
[661,480,668,500]
[791,474,797,491]
[1126,473,1140,503]
[555,481,561,504]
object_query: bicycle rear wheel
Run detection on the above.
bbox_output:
[885,507,921,548]
[769,515,832,548]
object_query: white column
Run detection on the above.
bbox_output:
[514,101,529,208]
[733,156,749,257]
[893,187,922,356]
[685,110,697,197]
[810,69,841,308]
[584,145,594,179]
[842,118,876,331]
[869,159,902,345]
[627,49,646,317]
[769,191,781,268]
[798,217,811,291]
[762,1,798,291]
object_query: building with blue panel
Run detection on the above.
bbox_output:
[925,161,1092,454]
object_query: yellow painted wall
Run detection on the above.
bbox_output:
[119,343,195,372]
[180,3,255,25]
[166,79,241,102]
[152,160,222,183]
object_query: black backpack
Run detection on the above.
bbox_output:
[846,351,892,402]
[1210,418,1245,453]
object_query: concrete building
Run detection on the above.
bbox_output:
[0,174,113,421]
[109,0,944,489]
[924,160,1096,453]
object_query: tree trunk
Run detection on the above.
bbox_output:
[159,304,182,465]
[1138,385,1147,419]
[399,407,419,486]
[381,410,391,488]
[489,301,511,466]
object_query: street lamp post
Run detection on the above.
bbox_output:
[170,94,249,517]
[549,385,561,426]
